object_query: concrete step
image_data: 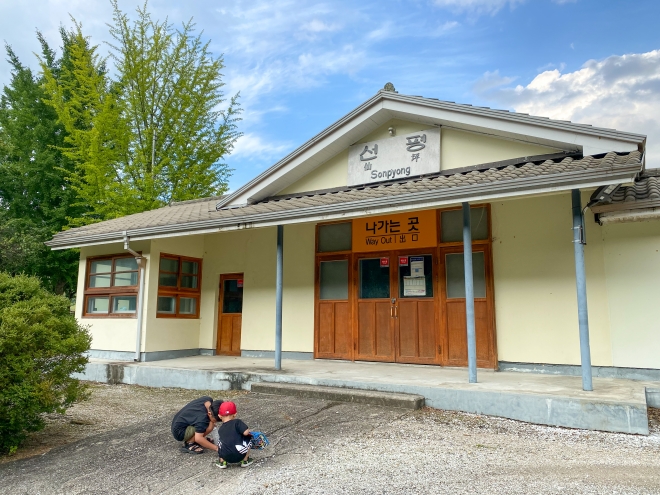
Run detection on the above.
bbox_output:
[250,382,425,410]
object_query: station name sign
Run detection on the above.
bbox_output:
[347,127,440,186]
[352,210,437,253]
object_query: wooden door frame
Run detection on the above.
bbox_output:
[391,248,441,365]
[217,272,244,356]
[352,251,396,363]
[314,253,353,360]
[437,243,498,369]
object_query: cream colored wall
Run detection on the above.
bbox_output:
[199,224,316,353]
[601,220,660,369]
[491,192,613,366]
[144,236,204,352]
[282,223,316,352]
[442,128,557,171]
[279,120,559,195]
[77,241,150,352]
[278,151,348,195]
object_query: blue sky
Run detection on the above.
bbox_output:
[2,0,660,191]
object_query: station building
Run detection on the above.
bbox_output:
[47,87,660,381]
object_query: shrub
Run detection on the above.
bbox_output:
[0,272,91,454]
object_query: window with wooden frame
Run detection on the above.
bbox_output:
[83,254,140,317]
[157,254,202,318]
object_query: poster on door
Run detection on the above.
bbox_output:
[352,209,437,252]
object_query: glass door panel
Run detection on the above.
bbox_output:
[356,257,394,361]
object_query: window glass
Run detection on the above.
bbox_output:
[112,296,136,313]
[159,258,179,272]
[114,272,138,286]
[181,275,198,289]
[318,223,352,252]
[87,296,109,314]
[179,297,197,315]
[157,296,176,313]
[445,251,486,298]
[90,259,112,274]
[359,258,390,299]
[89,274,111,288]
[115,258,138,271]
[398,255,433,298]
[441,207,488,243]
[222,279,243,313]
[182,260,198,274]
[159,273,178,287]
[320,260,348,300]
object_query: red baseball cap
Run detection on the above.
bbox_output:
[219,401,237,416]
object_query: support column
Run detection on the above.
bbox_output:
[571,189,593,391]
[462,202,477,383]
[275,225,284,370]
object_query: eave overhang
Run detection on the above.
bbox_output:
[46,162,640,250]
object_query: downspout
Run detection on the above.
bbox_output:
[124,232,146,362]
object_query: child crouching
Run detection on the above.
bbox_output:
[214,401,254,468]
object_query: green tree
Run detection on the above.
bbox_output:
[43,3,241,224]
[0,35,83,294]
[0,272,91,454]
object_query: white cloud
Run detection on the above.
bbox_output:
[230,132,294,163]
[475,50,660,167]
[432,0,526,15]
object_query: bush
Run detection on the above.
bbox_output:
[0,272,91,454]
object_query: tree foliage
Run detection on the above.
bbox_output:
[0,36,83,294]
[0,272,91,454]
[42,2,241,224]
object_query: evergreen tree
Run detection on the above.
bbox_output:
[0,35,83,295]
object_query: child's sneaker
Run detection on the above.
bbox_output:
[240,457,254,468]
[215,459,228,469]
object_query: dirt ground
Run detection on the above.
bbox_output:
[1,383,659,494]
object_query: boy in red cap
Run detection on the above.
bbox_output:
[214,401,254,468]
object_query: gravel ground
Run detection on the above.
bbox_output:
[1,384,659,494]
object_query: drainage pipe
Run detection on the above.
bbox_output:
[124,233,146,362]
[462,202,477,384]
[275,225,284,370]
[571,190,593,391]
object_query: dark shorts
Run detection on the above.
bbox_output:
[219,439,253,463]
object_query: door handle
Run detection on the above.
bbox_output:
[390,306,394,318]
[394,306,398,318]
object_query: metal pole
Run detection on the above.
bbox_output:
[275,225,284,370]
[462,202,477,383]
[134,260,146,362]
[571,189,593,391]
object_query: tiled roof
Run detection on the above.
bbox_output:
[610,176,660,203]
[588,168,660,215]
[47,151,642,248]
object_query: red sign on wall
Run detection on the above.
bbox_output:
[237,279,244,288]
[399,256,409,266]
[380,257,389,267]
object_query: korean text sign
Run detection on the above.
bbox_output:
[347,127,440,186]
[352,210,437,252]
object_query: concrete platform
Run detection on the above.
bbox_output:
[76,355,658,435]
[251,382,425,409]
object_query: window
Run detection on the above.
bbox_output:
[157,254,202,318]
[440,207,489,243]
[317,222,352,252]
[83,255,139,317]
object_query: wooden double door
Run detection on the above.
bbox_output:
[315,246,497,368]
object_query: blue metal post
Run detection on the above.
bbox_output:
[462,202,477,384]
[572,189,593,391]
[275,225,284,370]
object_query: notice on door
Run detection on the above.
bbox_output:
[352,209,437,252]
